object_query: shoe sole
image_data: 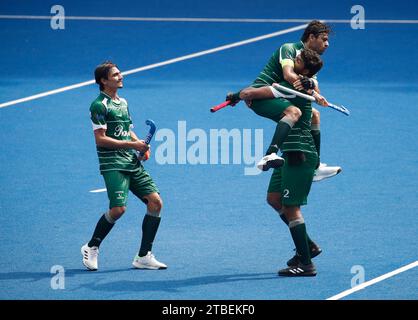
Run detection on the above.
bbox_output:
[313,168,342,182]
[82,261,98,271]
[132,263,167,270]
[278,272,317,277]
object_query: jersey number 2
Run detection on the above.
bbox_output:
[283,189,290,198]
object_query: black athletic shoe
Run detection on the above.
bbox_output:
[278,262,317,277]
[287,243,322,267]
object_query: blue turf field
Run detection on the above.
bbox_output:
[0,0,417,300]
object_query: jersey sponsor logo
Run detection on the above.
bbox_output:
[114,124,130,137]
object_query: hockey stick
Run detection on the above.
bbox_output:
[210,100,232,113]
[272,83,350,116]
[137,119,156,158]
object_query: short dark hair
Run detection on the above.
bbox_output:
[301,20,332,43]
[94,61,117,91]
[300,49,323,77]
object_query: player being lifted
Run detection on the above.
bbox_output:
[227,20,341,181]
[81,61,167,271]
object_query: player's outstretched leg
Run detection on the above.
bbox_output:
[132,214,167,269]
[278,216,317,277]
[267,192,322,264]
[132,193,167,270]
[81,210,118,271]
[256,108,301,171]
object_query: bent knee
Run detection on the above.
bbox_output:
[284,106,302,122]
[110,206,126,220]
[147,197,163,214]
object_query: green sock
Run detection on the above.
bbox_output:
[311,125,321,159]
[266,116,295,155]
[289,219,311,265]
[279,212,314,247]
[88,212,115,248]
[139,214,161,257]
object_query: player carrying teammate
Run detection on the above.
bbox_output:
[235,49,324,271]
[233,50,324,275]
[227,20,341,181]
[81,61,167,271]
[273,77,321,277]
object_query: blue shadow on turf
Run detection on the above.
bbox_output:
[77,273,278,293]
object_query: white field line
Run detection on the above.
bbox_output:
[0,24,307,109]
[327,261,418,300]
[0,80,96,109]
[1,15,418,24]
[89,188,107,193]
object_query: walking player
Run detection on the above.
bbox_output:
[81,61,167,271]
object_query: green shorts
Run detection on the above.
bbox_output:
[249,98,292,122]
[267,151,318,206]
[102,167,159,209]
[249,83,311,123]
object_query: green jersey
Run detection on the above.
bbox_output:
[90,92,140,173]
[251,41,317,154]
[253,41,305,87]
[282,104,316,155]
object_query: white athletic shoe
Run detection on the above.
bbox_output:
[81,243,99,271]
[257,153,285,171]
[313,163,342,182]
[132,252,167,270]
